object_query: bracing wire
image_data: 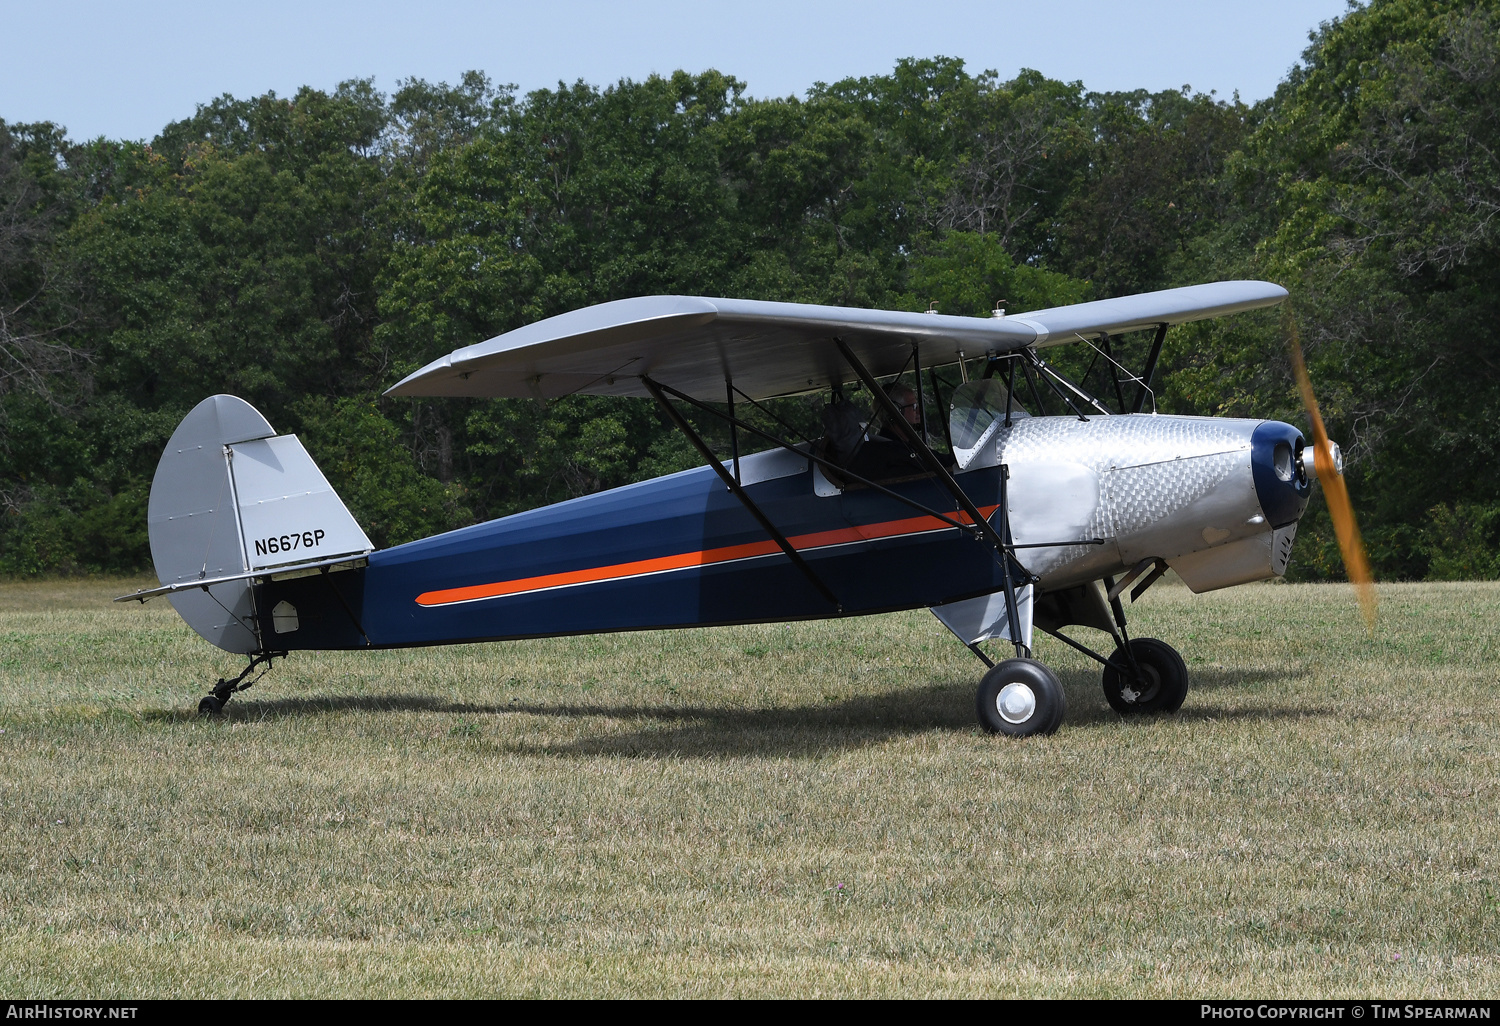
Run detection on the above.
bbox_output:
[1075,333,1155,413]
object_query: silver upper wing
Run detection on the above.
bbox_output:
[385,281,1287,403]
[1008,280,1289,343]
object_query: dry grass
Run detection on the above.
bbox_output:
[1,575,1498,997]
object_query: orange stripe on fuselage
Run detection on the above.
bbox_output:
[414,504,1000,607]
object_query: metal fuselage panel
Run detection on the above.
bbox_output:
[257,460,1011,650]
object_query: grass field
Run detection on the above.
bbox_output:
[1,576,1497,997]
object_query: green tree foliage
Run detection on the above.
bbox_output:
[905,231,1089,317]
[0,120,132,573]
[3,0,1497,581]
[82,81,392,415]
[1056,88,1255,297]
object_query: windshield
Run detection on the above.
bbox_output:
[948,379,1028,467]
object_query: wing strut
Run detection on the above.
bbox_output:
[833,338,1035,657]
[643,376,842,613]
[1132,323,1168,413]
[996,464,1026,656]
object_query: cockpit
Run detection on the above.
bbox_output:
[814,377,1031,489]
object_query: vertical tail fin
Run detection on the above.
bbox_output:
[145,395,372,653]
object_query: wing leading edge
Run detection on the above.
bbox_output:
[385,281,1288,403]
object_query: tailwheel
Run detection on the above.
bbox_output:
[976,658,1066,737]
[195,651,285,717]
[1102,638,1188,715]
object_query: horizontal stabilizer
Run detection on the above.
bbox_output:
[386,281,1287,403]
[115,554,370,604]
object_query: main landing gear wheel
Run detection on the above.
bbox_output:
[1102,638,1188,715]
[976,658,1066,737]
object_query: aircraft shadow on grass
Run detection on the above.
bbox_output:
[181,665,1325,759]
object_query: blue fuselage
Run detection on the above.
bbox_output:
[257,458,1009,650]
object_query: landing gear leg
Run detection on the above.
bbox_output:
[198,651,284,715]
[970,464,1066,735]
[1099,573,1187,715]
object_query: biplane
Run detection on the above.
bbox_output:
[119,280,1371,736]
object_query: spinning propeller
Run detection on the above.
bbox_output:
[1286,315,1378,632]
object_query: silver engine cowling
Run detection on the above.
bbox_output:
[958,413,1313,592]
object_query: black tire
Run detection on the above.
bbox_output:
[1102,638,1188,715]
[197,695,223,716]
[976,658,1066,737]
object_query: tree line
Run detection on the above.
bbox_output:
[1,0,1496,580]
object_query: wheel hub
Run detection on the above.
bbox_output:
[996,682,1037,724]
[1121,665,1162,705]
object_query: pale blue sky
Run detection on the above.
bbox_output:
[3,0,1356,142]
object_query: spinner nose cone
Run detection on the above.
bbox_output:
[1251,421,1312,528]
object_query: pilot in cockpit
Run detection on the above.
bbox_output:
[820,381,950,484]
[877,383,923,441]
[877,382,956,470]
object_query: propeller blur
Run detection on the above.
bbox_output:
[1286,314,1378,633]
